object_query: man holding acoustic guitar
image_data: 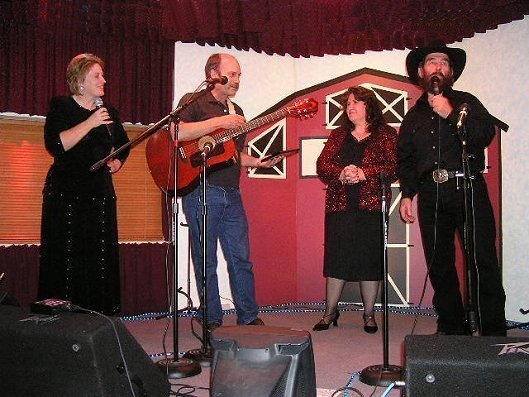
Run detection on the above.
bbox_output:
[177,53,283,331]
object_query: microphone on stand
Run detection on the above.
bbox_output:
[94,97,112,136]
[198,136,216,157]
[456,103,469,129]
[431,76,440,96]
[205,76,228,85]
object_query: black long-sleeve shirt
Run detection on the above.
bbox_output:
[43,96,130,197]
[397,87,495,199]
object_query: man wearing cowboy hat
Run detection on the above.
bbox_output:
[397,42,506,336]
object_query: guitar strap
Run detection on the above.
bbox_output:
[226,98,239,163]
[226,98,236,115]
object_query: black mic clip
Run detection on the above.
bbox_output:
[206,76,228,86]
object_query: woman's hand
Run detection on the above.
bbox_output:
[106,158,122,174]
[339,164,365,184]
[89,107,113,129]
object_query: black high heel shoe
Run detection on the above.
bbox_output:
[312,310,340,331]
[363,313,378,334]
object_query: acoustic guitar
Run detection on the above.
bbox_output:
[146,97,318,195]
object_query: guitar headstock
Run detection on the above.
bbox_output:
[287,97,319,119]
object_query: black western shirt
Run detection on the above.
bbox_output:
[397,87,495,199]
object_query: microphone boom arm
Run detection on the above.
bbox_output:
[89,112,172,172]
[89,85,211,173]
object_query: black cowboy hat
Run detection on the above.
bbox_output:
[406,42,466,84]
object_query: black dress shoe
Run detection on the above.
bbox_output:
[247,318,265,325]
[312,311,340,331]
[363,313,378,334]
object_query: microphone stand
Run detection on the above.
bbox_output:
[180,222,197,311]
[89,87,214,379]
[181,81,225,367]
[360,172,403,387]
[154,117,201,379]
[457,121,479,334]
[153,85,217,375]
[183,146,214,366]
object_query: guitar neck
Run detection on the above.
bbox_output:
[215,108,290,143]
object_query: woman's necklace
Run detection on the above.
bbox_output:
[72,95,95,110]
[352,124,370,141]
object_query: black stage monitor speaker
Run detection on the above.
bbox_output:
[0,305,170,397]
[210,325,317,397]
[405,334,529,396]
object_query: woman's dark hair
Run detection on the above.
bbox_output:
[340,86,385,132]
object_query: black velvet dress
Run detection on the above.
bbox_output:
[38,96,129,314]
[323,133,383,281]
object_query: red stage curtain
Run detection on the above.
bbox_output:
[160,0,529,58]
[0,0,174,124]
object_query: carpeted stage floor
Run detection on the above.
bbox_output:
[122,303,529,397]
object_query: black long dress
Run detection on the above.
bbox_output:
[38,96,129,314]
[323,133,383,281]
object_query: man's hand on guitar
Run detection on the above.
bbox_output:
[218,114,246,129]
[174,114,246,142]
[170,97,317,191]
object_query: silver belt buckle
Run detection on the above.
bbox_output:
[432,169,449,183]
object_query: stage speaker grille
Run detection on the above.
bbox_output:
[0,305,170,397]
[210,325,316,397]
[405,334,529,396]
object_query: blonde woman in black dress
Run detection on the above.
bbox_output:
[38,54,129,314]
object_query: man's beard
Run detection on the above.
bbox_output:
[420,73,454,94]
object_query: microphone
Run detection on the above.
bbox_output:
[94,97,112,136]
[431,76,440,95]
[198,135,216,157]
[206,76,228,85]
[456,103,469,128]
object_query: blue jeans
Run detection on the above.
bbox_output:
[182,184,259,325]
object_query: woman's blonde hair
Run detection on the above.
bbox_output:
[66,53,104,95]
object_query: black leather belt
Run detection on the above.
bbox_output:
[432,169,464,183]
